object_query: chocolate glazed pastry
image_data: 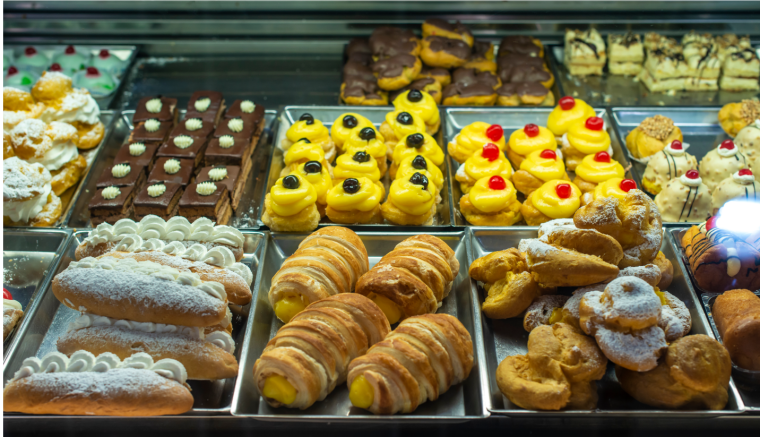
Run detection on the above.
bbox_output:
[497,35,544,58]
[473,40,496,60]
[169,119,215,139]
[96,163,147,190]
[88,186,135,226]
[442,81,497,106]
[113,141,160,171]
[224,100,265,126]
[369,26,421,58]
[195,164,250,210]
[134,182,183,220]
[341,76,389,106]
[346,38,371,56]
[416,66,452,87]
[420,35,472,69]
[496,82,555,107]
[499,64,554,89]
[389,78,442,104]
[185,91,225,125]
[463,40,498,73]
[372,54,422,91]
[148,157,194,186]
[452,68,502,89]
[156,134,209,168]
[422,18,474,46]
[133,96,178,123]
[129,120,173,143]
[343,61,377,82]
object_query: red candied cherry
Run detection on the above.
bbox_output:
[524,123,539,137]
[86,66,100,76]
[3,288,11,300]
[739,169,754,176]
[7,66,18,75]
[486,124,503,142]
[540,149,557,160]
[99,49,110,58]
[585,117,604,131]
[481,143,501,162]
[559,96,576,110]
[670,140,683,150]
[705,215,720,231]
[25,47,36,56]
[49,63,62,72]
[594,151,611,163]
[685,169,700,179]
[65,45,76,54]
[720,139,735,150]
[555,183,572,199]
[619,179,637,192]
[489,175,507,190]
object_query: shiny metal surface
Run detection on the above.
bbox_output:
[231,230,490,421]
[468,226,745,417]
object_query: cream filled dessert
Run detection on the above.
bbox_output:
[654,170,712,222]
[698,139,748,191]
[711,169,759,214]
[642,140,698,194]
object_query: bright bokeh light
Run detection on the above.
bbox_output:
[715,199,760,238]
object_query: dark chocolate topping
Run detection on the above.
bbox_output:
[473,40,494,58]
[499,64,551,84]
[196,165,240,195]
[131,120,173,143]
[610,32,641,48]
[113,141,160,168]
[352,151,370,163]
[442,82,496,99]
[304,161,322,174]
[179,183,227,208]
[169,119,214,139]
[204,137,247,167]
[133,96,177,123]
[347,51,373,66]
[426,35,472,60]
[185,91,223,122]
[498,36,541,57]
[224,100,265,125]
[343,178,360,194]
[343,61,375,81]
[346,38,371,55]
[148,157,194,186]
[96,163,146,188]
[453,68,500,88]
[571,38,599,59]
[89,186,134,212]
[343,75,382,98]
[134,182,182,209]
[369,27,419,58]
[496,82,549,97]
[421,66,451,79]
[372,54,418,78]
[497,54,545,71]
[424,18,473,37]
[157,136,208,160]
[213,117,255,139]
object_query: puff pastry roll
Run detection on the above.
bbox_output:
[253,293,390,410]
[356,235,459,323]
[268,227,369,323]
[346,313,474,415]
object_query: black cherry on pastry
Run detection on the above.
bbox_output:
[559,96,576,110]
[412,155,428,169]
[299,113,315,125]
[359,127,376,140]
[343,115,358,128]
[486,124,504,141]
[671,140,683,150]
[409,172,429,189]
[739,168,753,176]
[397,112,413,125]
[298,138,311,143]
[482,143,501,162]
[585,116,604,131]
[343,178,360,193]
[555,182,572,198]
[304,160,323,174]
[620,179,637,192]
[353,151,370,162]
[407,133,425,148]
[283,175,300,189]
[540,149,557,160]
[524,123,539,137]
[489,175,507,190]
[685,169,700,179]
[408,89,423,102]
[594,151,611,163]
[49,63,62,72]
[720,139,735,150]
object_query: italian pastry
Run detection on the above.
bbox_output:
[734,119,760,160]
[3,66,38,93]
[522,295,570,332]
[196,164,250,211]
[3,351,194,416]
[448,121,505,164]
[464,40,497,73]
[279,138,332,178]
[369,27,421,59]
[356,235,458,324]
[379,110,427,151]
[572,151,625,194]
[459,175,523,226]
[342,126,388,176]
[498,35,543,58]
[280,113,335,162]
[699,139,749,191]
[421,18,474,47]
[637,45,695,92]
[381,172,438,226]
[564,29,607,76]
[560,116,610,171]
[416,66,452,87]
[496,323,607,410]
[289,161,332,217]
[441,80,498,106]
[641,140,698,195]
[616,335,731,410]
[681,218,760,292]
[333,150,385,196]
[607,33,644,76]
[113,139,160,171]
[389,132,444,179]
[713,289,760,371]
[3,289,23,340]
[626,114,683,160]
[715,34,753,61]
[13,46,48,74]
[262,174,320,233]
[268,227,368,323]
[718,99,760,138]
[330,113,375,150]
[372,54,423,91]
[420,36,471,69]
[389,77,443,105]
[720,47,760,91]
[52,46,86,73]
[88,185,135,225]
[507,123,558,168]
[253,294,390,409]
[547,96,596,139]
[454,142,514,194]
[3,86,45,136]
[712,169,759,213]
[520,180,582,226]
[185,91,225,125]
[326,177,384,225]
[133,96,178,124]
[584,178,639,204]
[91,49,126,75]
[654,170,712,223]
[347,313,473,415]
[497,54,554,89]
[476,259,554,319]
[134,182,183,220]
[391,89,440,134]
[394,154,444,193]
[512,149,570,196]
[496,82,554,107]
[179,181,231,225]
[3,157,61,227]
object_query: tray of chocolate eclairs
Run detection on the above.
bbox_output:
[3,219,266,417]
[65,93,277,229]
[467,188,746,416]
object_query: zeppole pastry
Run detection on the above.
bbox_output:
[455,142,514,194]
[3,289,23,340]
[3,156,62,227]
[379,110,426,151]
[342,126,388,176]
[279,138,332,178]
[718,99,760,137]
[713,289,760,371]
[422,18,474,47]
[394,154,444,192]
[626,114,683,160]
[448,121,505,164]
[372,54,423,91]
[280,113,335,162]
[734,119,760,160]
[496,323,607,410]
[508,123,558,168]
[262,174,320,233]
[420,36,471,69]
[381,172,437,225]
[356,235,458,324]
[326,177,384,225]
[547,96,596,139]
[523,295,570,332]
[512,149,570,196]
[330,113,375,150]
[289,161,332,217]
[347,313,473,415]
[460,175,523,226]
[3,351,194,416]
[561,116,610,171]
[519,238,620,289]
[254,294,389,410]
[390,132,444,179]
[392,89,440,134]
[654,170,712,223]
[642,140,698,194]
[333,150,385,196]
[2,86,45,135]
[699,139,749,191]
[585,178,638,205]
[616,335,731,410]
[572,151,625,194]
[520,180,581,226]
[712,169,759,213]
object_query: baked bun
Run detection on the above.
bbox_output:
[652,251,674,289]
[340,78,389,106]
[625,115,683,159]
[482,271,554,319]
[468,248,527,284]
[537,219,624,266]
[421,18,474,47]
[372,54,422,91]
[718,99,760,137]
[420,36,471,69]
[523,294,570,332]
[713,289,760,371]
[518,239,619,288]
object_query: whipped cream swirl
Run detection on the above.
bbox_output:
[83,215,244,248]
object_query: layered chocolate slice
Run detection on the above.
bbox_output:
[148,157,194,186]
[96,163,147,191]
[185,91,225,125]
[170,118,215,139]
[195,161,251,210]
[224,99,265,126]
[129,119,173,143]
[156,133,209,167]
[179,181,231,225]
[204,135,252,167]
[89,185,134,226]
[134,182,184,220]
[113,140,160,171]
[133,96,178,124]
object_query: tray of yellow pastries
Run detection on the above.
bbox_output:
[231,228,490,421]
[2,229,267,417]
[468,224,746,416]
[258,106,455,231]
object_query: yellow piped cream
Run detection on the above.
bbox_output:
[326,177,383,212]
[547,98,596,136]
[532,180,581,219]
[593,178,629,201]
[508,126,557,156]
[349,375,374,409]
[270,174,317,216]
[387,176,436,215]
[392,133,444,167]
[453,122,506,155]
[519,149,566,182]
[566,122,611,154]
[393,90,440,127]
[286,118,330,144]
[395,155,444,190]
[292,162,332,205]
[469,177,518,213]
[575,154,625,183]
[284,140,326,166]
[263,374,297,405]
[334,153,381,183]
[385,110,426,140]
[463,151,514,182]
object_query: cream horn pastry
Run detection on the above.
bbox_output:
[57,313,237,381]
[3,350,194,416]
[53,256,228,327]
[76,215,245,261]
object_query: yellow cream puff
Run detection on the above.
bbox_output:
[520,180,582,226]
[326,177,384,224]
[460,175,523,226]
[641,140,698,195]
[330,113,375,150]
[282,113,336,162]
[712,169,759,214]
[587,178,639,204]
[333,150,385,199]
[512,149,570,196]
[379,110,427,154]
[343,126,388,176]
[625,115,683,160]
[507,123,558,168]
[547,96,596,138]
[572,151,625,194]
[718,99,760,138]
[654,170,712,223]
[448,121,506,164]
[455,142,514,194]
[280,138,332,177]
[392,89,441,134]
[699,139,749,191]
[381,172,438,225]
[390,132,444,179]
[290,160,333,217]
[561,116,611,170]
[262,173,320,232]
[395,154,444,193]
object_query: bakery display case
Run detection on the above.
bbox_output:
[3,1,760,434]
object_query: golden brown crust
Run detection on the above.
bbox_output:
[326,204,384,225]
[523,241,620,288]
[482,271,552,319]
[520,191,554,226]
[50,154,86,196]
[681,225,760,292]
[262,193,321,232]
[381,199,436,226]
[3,309,23,340]
[713,289,760,371]
[541,227,624,266]
[72,120,105,150]
[653,251,674,289]
[459,193,522,226]
[469,248,527,284]
[512,169,570,196]
[718,100,760,137]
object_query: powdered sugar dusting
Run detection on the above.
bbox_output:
[3,156,51,200]
[593,324,666,371]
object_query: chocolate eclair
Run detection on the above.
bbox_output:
[369,26,421,58]
[420,35,472,69]
[422,18,474,47]
[496,82,555,107]
[416,66,451,87]
[442,81,497,106]
[343,61,376,82]
[452,68,502,90]
[372,54,422,91]
[497,35,544,58]
[341,76,388,106]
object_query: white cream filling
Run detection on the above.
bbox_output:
[717,145,739,157]
[3,183,50,223]
[26,139,78,171]
[4,299,22,311]
[680,174,703,187]
[41,92,100,125]
[732,171,755,184]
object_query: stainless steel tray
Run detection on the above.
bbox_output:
[231,230,490,421]
[2,230,267,417]
[2,229,71,360]
[259,106,455,229]
[468,226,745,417]
[551,45,760,107]
[444,107,632,227]
[65,109,277,229]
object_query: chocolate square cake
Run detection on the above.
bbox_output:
[156,134,209,167]
[204,135,252,167]
[179,182,231,225]
[133,96,178,124]
[195,161,251,210]
[113,141,160,171]
[96,163,147,190]
[129,119,173,143]
[170,118,215,139]
[185,91,225,125]
[89,185,135,226]
[213,117,257,139]
[224,99,265,126]
[134,182,184,220]
[148,157,194,186]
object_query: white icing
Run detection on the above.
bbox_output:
[206,331,235,353]
[194,97,211,112]
[209,167,227,181]
[732,171,755,184]
[240,100,255,113]
[144,119,160,132]
[83,215,244,248]
[164,158,181,174]
[219,135,234,148]
[40,89,100,125]
[145,98,162,114]
[148,184,166,197]
[129,142,146,156]
[664,141,690,156]
[4,298,22,311]
[717,145,739,157]
[4,183,51,223]
[111,163,131,178]
[101,186,121,200]
[196,181,217,195]
[67,314,202,339]
[185,118,202,131]
[680,174,702,187]
[173,135,193,149]
[228,118,244,133]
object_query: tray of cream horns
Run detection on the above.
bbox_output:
[3,215,267,417]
